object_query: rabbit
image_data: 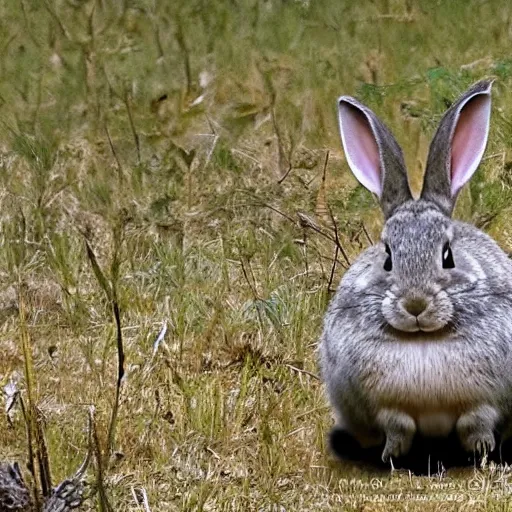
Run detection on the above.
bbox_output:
[319,79,512,462]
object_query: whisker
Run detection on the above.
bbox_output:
[449,291,512,301]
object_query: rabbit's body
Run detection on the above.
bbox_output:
[320,81,512,460]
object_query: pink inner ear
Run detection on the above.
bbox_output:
[339,103,382,196]
[450,94,491,196]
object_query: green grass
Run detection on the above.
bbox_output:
[2,0,512,510]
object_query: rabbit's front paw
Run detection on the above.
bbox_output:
[460,431,496,455]
[381,435,413,462]
[377,409,416,462]
[475,434,496,455]
[457,406,499,455]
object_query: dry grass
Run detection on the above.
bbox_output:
[2,0,512,510]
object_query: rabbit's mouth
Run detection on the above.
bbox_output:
[382,290,454,334]
[383,313,452,334]
[385,324,454,340]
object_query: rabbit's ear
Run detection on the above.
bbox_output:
[338,97,412,218]
[421,80,493,215]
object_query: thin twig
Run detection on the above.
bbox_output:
[240,256,265,329]
[302,230,309,277]
[257,202,297,224]
[321,150,329,181]
[327,206,351,266]
[297,212,336,244]
[90,407,113,512]
[305,170,321,187]
[18,394,40,511]
[83,238,125,460]
[74,408,94,480]
[123,91,141,164]
[107,299,125,457]
[104,68,141,164]
[315,150,330,219]
[42,0,72,41]
[361,222,374,245]
[236,190,297,224]
[174,13,191,97]
[34,406,52,498]
[319,151,351,267]
[240,258,261,301]
[107,220,125,459]
[19,284,53,502]
[327,244,339,294]
[269,97,291,181]
[84,241,112,300]
[285,363,320,381]
[277,163,293,184]
[205,113,217,135]
[104,122,124,184]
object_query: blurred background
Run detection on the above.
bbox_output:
[1,1,512,510]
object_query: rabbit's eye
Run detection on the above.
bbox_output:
[383,244,392,272]
[442,242,455,269]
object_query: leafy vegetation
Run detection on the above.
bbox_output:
[1,0,512,510]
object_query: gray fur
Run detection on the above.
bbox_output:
[421,79,493,214]
[338,97,412,219]
[320,81,512,462]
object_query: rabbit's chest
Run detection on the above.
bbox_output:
[360,341,494,411]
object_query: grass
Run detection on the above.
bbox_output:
[2,0,512,510]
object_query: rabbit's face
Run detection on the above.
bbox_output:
[335,80,493,335]
[378,201,469,333]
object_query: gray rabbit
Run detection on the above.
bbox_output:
[319,80,512,462]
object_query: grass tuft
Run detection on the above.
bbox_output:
[2,1,512,510]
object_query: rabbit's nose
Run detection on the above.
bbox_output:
[402,297,428,317]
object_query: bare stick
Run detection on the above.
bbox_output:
[285,363,320,381]
[277,164,293,184]
[327,205,351,266]
[84,239,125,460]
[90,408,113,512]
[271,100,292,183]
[104,69,141,165]
[18,394,40,510]
[302,230,309,277]
[19,284,53,502]
[297,212,336,244]
[361,222,374,245]
[42,0,72,41]
[123,90,141,165]
[105,122,124,184]
[327,244,339,294]
[240,258,261,301]
[107,294,125,458]
[174,14,191,97]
